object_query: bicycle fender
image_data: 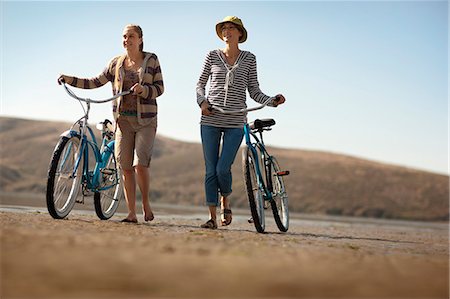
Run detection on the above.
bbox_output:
[60,130,80,138]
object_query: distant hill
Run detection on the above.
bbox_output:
[0,117,448,221]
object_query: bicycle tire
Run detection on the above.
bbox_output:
[94,150,122,220]
[242,147,265,233]
[269,157,289,232]
[46,136,82,219]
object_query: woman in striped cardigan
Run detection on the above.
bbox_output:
[58,24,164,224]
[196,16,286,229]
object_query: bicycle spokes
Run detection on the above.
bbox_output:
[269,157,289,232]
[47,136,82,219]
[94,152,122,220]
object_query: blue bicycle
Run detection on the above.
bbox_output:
[211,98,290,233]
[46,83,130,220]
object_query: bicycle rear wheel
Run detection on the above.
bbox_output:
[242,147,265,233]
[94,151,122,220]
[46,136,82,219]
[269,157,289,232]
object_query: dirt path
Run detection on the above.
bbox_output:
[1,206,448,298]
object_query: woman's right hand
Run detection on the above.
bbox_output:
[57,74,68,85]
[201,100,213,116]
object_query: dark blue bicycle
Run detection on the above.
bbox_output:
[211,98,290,233]
[46,84,130,220]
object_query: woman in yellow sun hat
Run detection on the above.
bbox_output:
[196,16,286,229]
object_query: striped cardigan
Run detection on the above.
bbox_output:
[196,50,272,128]
[64,52,164,125]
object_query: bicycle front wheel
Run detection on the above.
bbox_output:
[46,136,82,219]
[94,151,122,220]
[242,147,265,233]
[269,157,289,232]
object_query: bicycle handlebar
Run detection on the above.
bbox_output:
[62,83,131,103]
[209,96,279,114]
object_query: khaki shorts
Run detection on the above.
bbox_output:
[115,117,157,170]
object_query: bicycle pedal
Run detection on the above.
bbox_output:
[275,170,290,176]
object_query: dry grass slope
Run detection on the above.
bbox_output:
[0,116,448,221]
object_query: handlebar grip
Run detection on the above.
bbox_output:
[122,90,132,95]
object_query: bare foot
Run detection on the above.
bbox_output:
[143,207,154,222]
[121,214,138,223]
[143,202,154,222]
[121,218,138,224]
[144,212,154,222]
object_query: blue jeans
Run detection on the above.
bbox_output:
[201,125,244,206]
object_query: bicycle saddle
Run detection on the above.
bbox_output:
[250,118,276,130]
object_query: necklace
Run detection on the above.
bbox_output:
[223,50,240,65]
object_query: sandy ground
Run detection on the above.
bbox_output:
[0,200,448,299]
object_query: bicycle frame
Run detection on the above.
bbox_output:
[81,128,116,191]
[60,121,116,194]
[60,83,130,193]
[243,124,274,202]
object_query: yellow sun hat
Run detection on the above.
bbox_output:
[215,16,248,43]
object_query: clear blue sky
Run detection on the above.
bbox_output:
[1,1,448,175]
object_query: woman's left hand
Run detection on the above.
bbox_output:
[274,94,286,106]
[131,83,144,95]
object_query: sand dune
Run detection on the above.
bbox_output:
[0,116,448,221]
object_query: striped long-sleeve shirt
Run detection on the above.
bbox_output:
[64,52,164,126]
[196,50,272,128]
